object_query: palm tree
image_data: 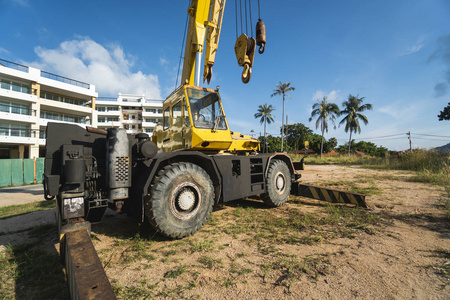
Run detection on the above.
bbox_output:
[309,96,340,158]
[271,82,295,152]
[254,104,276,153]
[339,94,373,155]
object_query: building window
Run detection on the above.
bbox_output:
[39,129,46,139]
[0,79,31,94]
[41,92,85,106]
[145,108,156,113]
[131,125,136,129]
[108,106,119,111]
[107,117,119,122]
[145,128,154,133]
[132,115,135,120]
[158,109,163,114]
[96,106,106,112]
[98,117,106,123]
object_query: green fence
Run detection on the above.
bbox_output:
[0,158,45,187]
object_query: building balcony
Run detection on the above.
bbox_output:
[39,119,87,128]
[96,110,120,116]
[40,98,93,114]
[0,111,37,124]
[142,111,162,117]
[0,88,38,103]
[97,121,121,127]
[122,119,141,124]
[0,128,38,145]
[142,121,158,127]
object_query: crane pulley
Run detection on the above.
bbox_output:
[233,0,266,84]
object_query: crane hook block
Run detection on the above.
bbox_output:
[235,33,256,84]
[256,19,266,54]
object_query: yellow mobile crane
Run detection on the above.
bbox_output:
[153,0,261,153]
[44,0,301,241]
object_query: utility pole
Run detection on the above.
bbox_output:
[407,131,412,151]
[285,115,288,152]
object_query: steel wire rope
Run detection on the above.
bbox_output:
[235,0,238,39]
[257,0,261,19]
[240,0,243,35]
[249,0,253,37]
[244,0,248,35]
[175,6,190,89]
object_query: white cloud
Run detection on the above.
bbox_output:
[311,89,341,102]
[28,37,161,98]
[159,58,169,66]
[400,36,425,56]
[0,47,9,54]
[11,0,29,7]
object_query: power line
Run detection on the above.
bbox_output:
[412,133,450,138]
[412,137,450,141]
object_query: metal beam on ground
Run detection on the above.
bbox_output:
[292,183,367,208]
[65,229,116,300]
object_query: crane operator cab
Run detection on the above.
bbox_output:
[153,84,259,153]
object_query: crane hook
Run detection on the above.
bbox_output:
[256,19,266,54]
[241,63,252,84]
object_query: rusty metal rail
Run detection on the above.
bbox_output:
[64,229,116,299]
[291,183,367,208]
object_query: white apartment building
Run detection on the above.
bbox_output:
[0,58,97,159]
[96,94,163,135]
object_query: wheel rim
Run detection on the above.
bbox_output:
[274,171,286,195]
[170,182,201,220]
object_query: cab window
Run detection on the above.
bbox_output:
[183,99,190,127]
[172,101,182,125]
[163,107,170,130]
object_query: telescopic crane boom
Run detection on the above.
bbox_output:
[153,0,261,153]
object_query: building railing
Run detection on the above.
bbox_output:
[40,70,90,89]
[96,97,117,101]
[0,127,38,138]
[0,103,36,116]
[0,58,29,73]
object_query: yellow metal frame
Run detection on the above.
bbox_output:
[153,0,259,153]
[153,85,259,153]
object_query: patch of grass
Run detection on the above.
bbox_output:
[189,238,214,252]
[164,265,187,278]
[113,283,155,299]
[318,179,381,196]
[199,255,222,269]
[222,276,236,287]
[0,243,66,299]
[422,248,450,288]
[0,200,55,220]
[261,253,332,287]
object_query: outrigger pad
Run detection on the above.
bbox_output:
[292,183,367,208]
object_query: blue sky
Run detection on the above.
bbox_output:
[1,0,449,150]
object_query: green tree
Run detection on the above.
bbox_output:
[438,102,450,121]
[284,123,313,152]
[271,82,295,152]
[258,135,282,153]
[254,104,275,153]
[308,96,340,158]
[339,94,373,155]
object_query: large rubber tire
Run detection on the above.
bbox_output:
[145,162,215,239]
[262,160,291,207]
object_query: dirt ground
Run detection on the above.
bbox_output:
[1,165,449,299]
[92,165,449,299]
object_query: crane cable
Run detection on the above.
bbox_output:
[175,4,190,89]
